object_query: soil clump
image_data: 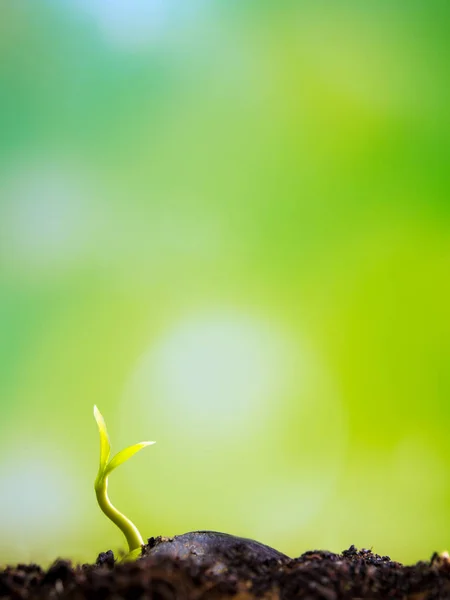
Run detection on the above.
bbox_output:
[1,532,450,599]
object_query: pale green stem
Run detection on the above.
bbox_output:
[95,475,144,552]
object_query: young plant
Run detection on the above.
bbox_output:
[94,405,155,560]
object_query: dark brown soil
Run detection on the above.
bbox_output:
[1,531,450,599]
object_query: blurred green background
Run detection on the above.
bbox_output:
[0,0,449,567]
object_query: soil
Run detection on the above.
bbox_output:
[1,531,450,599]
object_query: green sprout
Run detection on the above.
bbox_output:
[94,405,155,559]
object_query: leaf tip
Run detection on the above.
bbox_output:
[94,405,106,427]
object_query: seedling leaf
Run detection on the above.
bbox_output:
[105,441,155,477]
[94,405,111,471]
[93,406,156,554]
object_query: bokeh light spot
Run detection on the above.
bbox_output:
[73,0,205,49]
[129,311,296,437]
[0,162,93,272]
[0,453,74,536]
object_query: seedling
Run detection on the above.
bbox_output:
[94,405,155,560]
[92,406,287,567]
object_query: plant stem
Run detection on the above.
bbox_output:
[95,476,144,552]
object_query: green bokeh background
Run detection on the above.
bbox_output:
[0,1,449,567]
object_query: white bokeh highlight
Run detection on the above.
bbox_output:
[0,162,93,272]
[73,0,206,50]
[128,311,296,436]
[0,451,75,537]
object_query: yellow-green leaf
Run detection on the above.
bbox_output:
[94,405,111,471]
[104,441,155,477]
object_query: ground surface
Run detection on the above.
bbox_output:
[1,532,450,599]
